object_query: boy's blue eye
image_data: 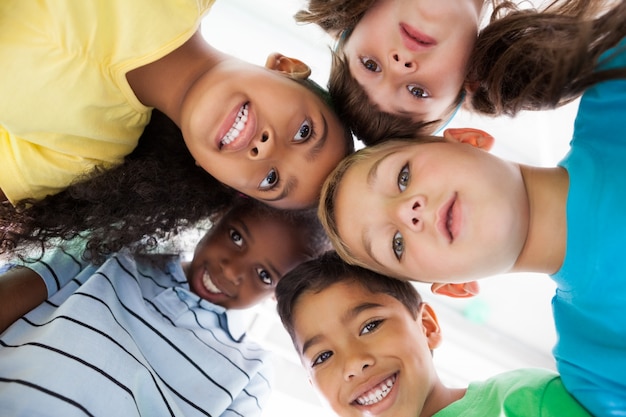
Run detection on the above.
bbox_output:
[312,351,333,367]
[229,228,244,247]
[294,120,313,142]
[360,57,381,73]
[407,84,430,98]
[393,231,404,260]
[259,168,279,190]
[398,164,410,191]
[256,268,273,285]
[360,319,383,335]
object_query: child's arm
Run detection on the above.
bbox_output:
[0,266,47,333]
[0,238,91,332]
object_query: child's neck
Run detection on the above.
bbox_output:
[126,31,226,125]
[513,165,568,274]
[420,382,466,417]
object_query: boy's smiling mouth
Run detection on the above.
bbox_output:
[352,373,397,407]
[217,102,254,151]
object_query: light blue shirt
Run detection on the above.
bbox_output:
[554,38,626,417]
[0,246,273,417]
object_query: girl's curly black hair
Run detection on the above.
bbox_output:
[1,109,237,262]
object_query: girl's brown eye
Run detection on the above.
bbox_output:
[259,169,278,190]
[408,84,430,98]
[294,120,312,142]
[361,57,381,72]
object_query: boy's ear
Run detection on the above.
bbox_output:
[431,281,480,298]
[265,52,311,80]
[443,128,494,151]
[420,303,442,350]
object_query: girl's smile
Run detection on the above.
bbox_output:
[179,54,350,209]
[216,102,254,151]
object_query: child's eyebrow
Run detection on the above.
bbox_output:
[300,301,383,356]
[367,150,398,187]
[362,229,386,269]
[305,113,328,163]
[261,177,298,203]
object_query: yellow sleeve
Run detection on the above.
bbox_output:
[0,126,119,204]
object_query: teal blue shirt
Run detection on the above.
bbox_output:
[554,37,626,417]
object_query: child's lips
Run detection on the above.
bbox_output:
[215,101,256,152]
[437,192,459,243]
[399,23,437,52]
[351,372,398,412]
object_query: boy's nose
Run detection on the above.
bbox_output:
[343,349,375,381]
[249,132,274,160]
[393,195,425,233]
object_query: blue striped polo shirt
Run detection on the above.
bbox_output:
[0,246,273,417]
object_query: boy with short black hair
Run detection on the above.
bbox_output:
[275,251,590,417]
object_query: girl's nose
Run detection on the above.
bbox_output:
[390,51,417,74]
[221,261,244,286]
[249,132,274,160]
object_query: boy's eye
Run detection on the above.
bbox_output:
[407,84,430,98]
[393,231,404,260]
[398,164,410,191]
[229,228,244,247]
[259,168,279,190]
[256,268,273,285]
[360,319,383,335]
[294,120,314,142]
[312,351,333,367]
[360,57,381,73]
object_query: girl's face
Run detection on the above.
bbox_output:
[293,282,442,417]
[333,135,529,283]
[186,207,308,309]
[342,0,482,123]
[180,59,349,210]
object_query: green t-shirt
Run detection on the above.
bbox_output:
[434,369,590,417]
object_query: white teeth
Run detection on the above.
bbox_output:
[220,103,249,147]
[202,271,222,294]
[355,375,396,406]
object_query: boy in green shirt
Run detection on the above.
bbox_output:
[275,251,590,417]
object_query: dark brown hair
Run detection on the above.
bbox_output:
[275,250,422,345]
[1,110,236,262]
[467,0,626,115]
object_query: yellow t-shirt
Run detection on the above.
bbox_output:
[0,0,216,204]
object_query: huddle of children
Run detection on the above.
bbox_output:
[1,0,625,416]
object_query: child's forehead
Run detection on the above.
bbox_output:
[298,280,391,313]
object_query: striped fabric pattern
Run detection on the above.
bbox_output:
[0,249,273,417]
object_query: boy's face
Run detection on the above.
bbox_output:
[186,208,308,309]
[292,281,441,417]
[333,134,529,283]
[180,58,349,209]
[342,0,480,123]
